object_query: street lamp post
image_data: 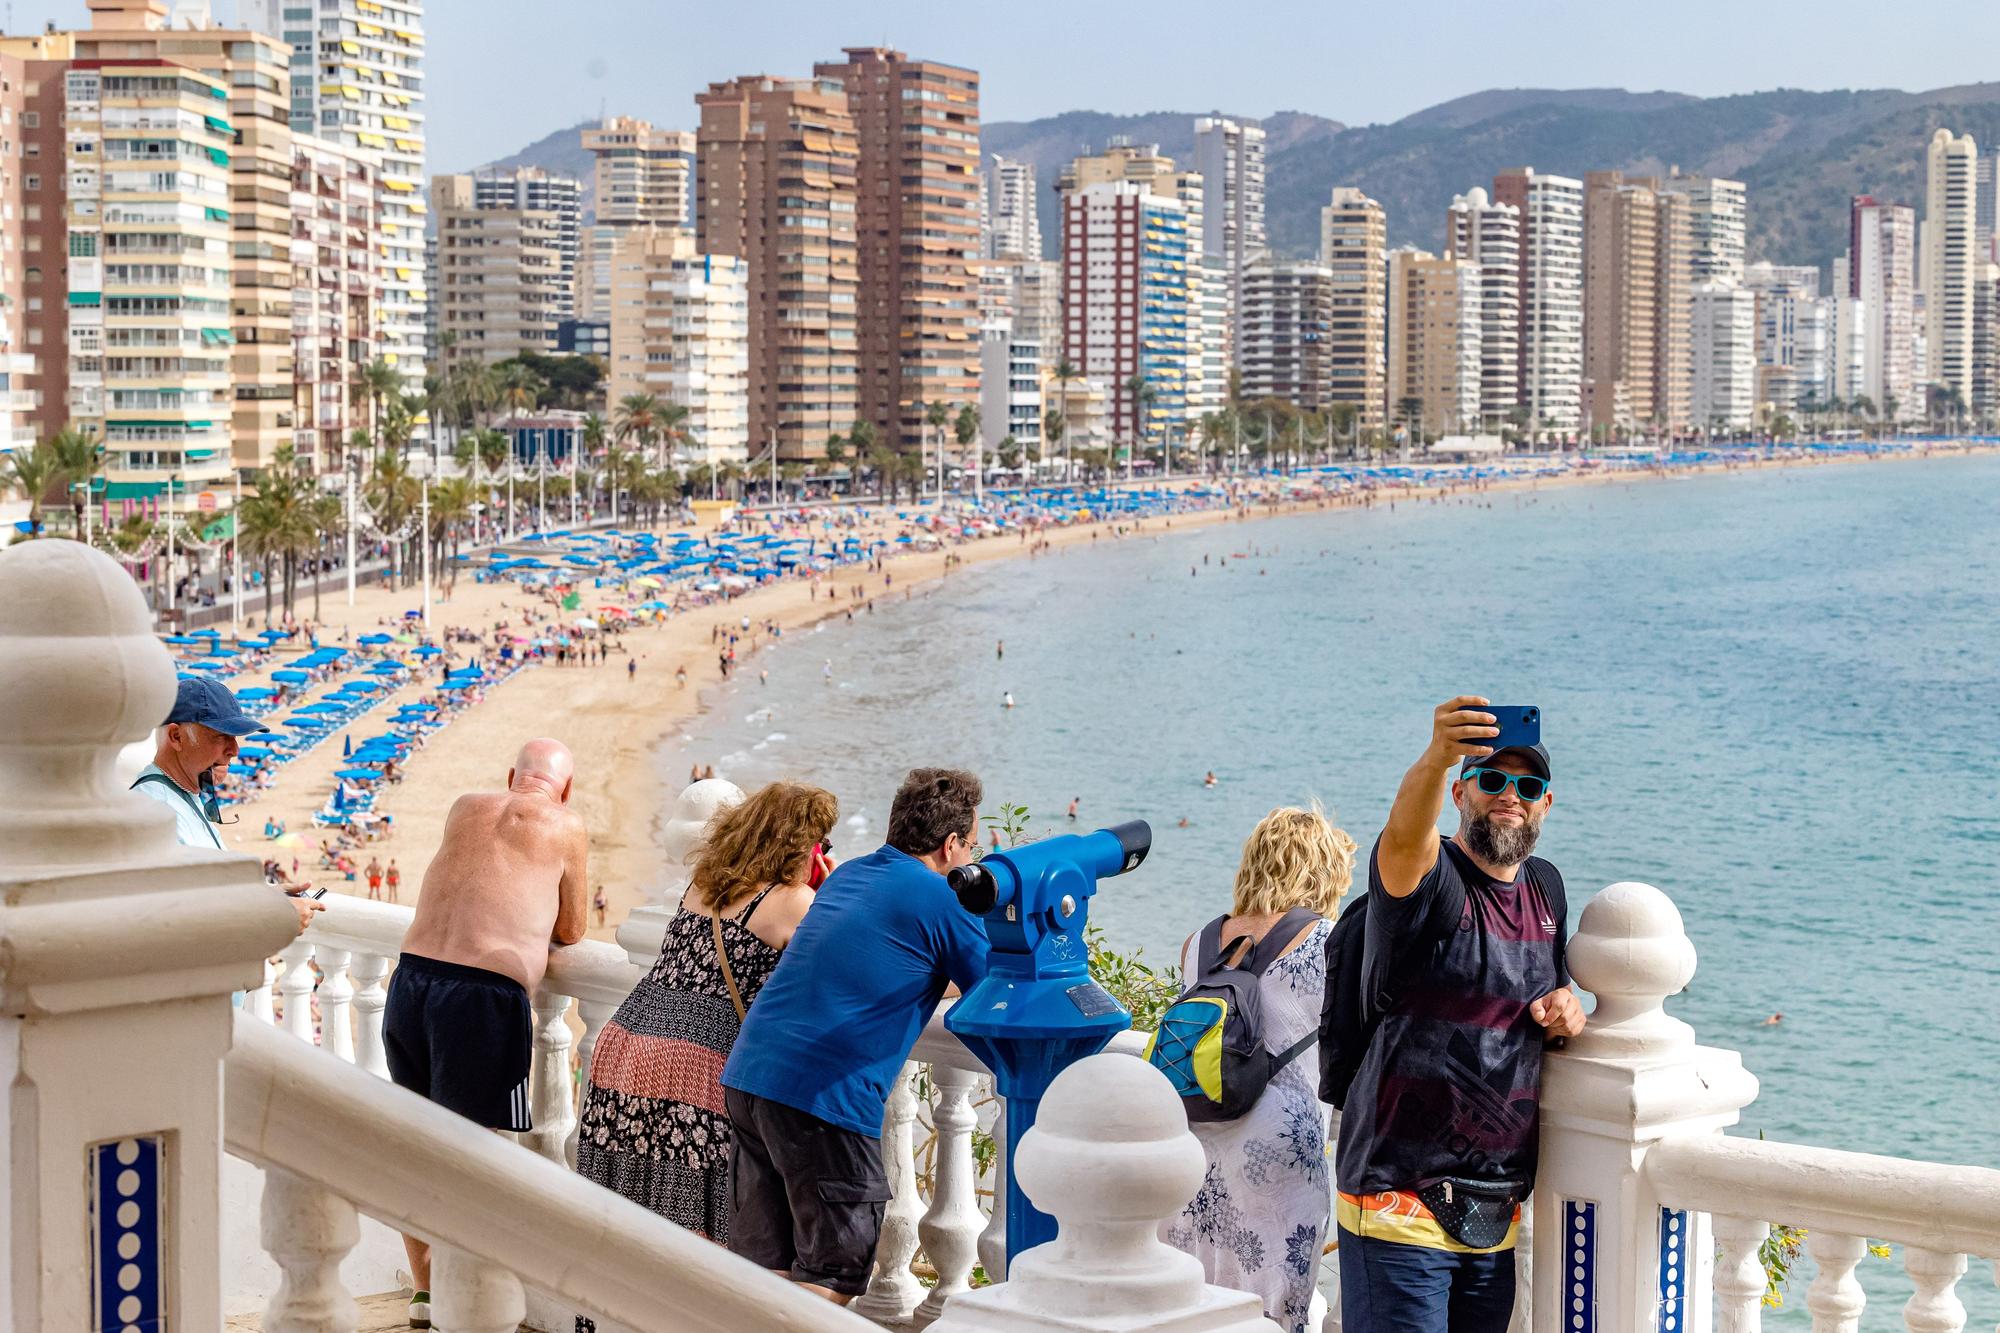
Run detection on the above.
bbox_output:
[346,452,358,606]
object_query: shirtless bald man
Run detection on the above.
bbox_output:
[384,738,587,1328]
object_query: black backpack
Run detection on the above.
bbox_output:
[1317,851,1565,1110]
[1145,907,1322,1123]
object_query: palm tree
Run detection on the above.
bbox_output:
[868,444,898,502]
[365,452,421,587]
[307,489,343,622]
[1123,374,1156,479]
[46,426,102,537]
[426,476,475,593]
[494,361,543,419]
[2,441,68,538]
[924,400,950,494]
[614,393,664,469]
[358,359,405,467]
[953,404,980,490]
[657,401,692,468]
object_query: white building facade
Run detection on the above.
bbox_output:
[1446,187,1522,430]
[979,321,1042,464]
[1923,128,1979,405]
[606,229,749,464]
[1691,282,1757,429]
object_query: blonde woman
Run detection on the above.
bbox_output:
[1162,803,1357,1333]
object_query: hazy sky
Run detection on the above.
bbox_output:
[14,0,2000,170]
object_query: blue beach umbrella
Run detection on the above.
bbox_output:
[335,768,381,781]
[358,633,393,646]
[412,644,442,657]
[297,702,343,714]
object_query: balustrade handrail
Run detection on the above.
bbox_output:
[299,894,642,1007]
[1645,1132,2000,1258]
[225,1013,870,1332]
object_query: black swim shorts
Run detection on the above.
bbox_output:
[384,953,533,1131]
[724,1087,890,1297]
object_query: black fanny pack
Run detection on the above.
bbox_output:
[1414,1177,1523,1249]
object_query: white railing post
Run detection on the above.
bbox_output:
[259,1166,360,1331]
[1901,1247,1967,1333]
[1709,1215,1769,1332]
[276,937,318,1042]
[1529,882,1760,1333]
[316,946,354,1062]
[0,541,301,1331]
[248,954,279,1022]
[431,1242,526,1333]
[526,988,575,1163]
[1804,1231,1867,1331]
[977,1096,1008,1281]
[916,1063,985,1321]
[616,778,744,969]
[350,951,391,1078]
[852,1061,926,1322]
[928,1051,1276,1331]
[565,998,618,1168]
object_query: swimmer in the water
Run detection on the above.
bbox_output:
[1066,797,1079,820]
[1176,816,1190,828]
[1760,1013,1783,1026]
[1203,771,1217,788]
[1003,691,1015,709]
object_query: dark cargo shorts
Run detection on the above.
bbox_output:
[723,1087,890,1296]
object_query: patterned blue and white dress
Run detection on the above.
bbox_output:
[1162,916,1334,1333]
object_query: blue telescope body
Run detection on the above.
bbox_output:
[944,820,1150,1271]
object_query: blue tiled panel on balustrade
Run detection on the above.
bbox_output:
[1563,1198,1598,1333]
[91,1134,165,1333]
[1659,1207,1691,1332]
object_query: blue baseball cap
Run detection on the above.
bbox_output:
[165,676,269,737]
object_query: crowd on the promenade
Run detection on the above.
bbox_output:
[352,695,1574,1333]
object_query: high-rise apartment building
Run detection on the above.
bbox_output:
[979,320,1042,461]
[1649,185,1694,433]
[695,74,857,461]
[984,154,1041,260]
[1848,195,1916,417]
[1743,262,1824,414]
[1061,180,1191,450]
[1667,171,1747,288]
[1318,187,1386,432]
[605,227,748,465]
[578,116,693,322]
[1972,261,2000,420]
[1188,253,1234,419]
[1582,171,1659,431]
[433,174,565,367]
[1237,258,1334,409]
[1492,168,1584,435]
[1690,283,1757,429]
[58,59,235,515]
[1387,249,1482,438]
[1445,187,1520,430]
[1924,128,1979,405]
[1056,139,1183,198]
[246,0,426,387]
[290,135,379,470]
[472,168,582,322]
[812,48,980,456]
[0,45,33,456]
[1192,116,1266,341]
[58,3,297,477]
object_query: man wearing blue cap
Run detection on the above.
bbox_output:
[135,676,320,933]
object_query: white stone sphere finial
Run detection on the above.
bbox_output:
[654,777,745,908]
[1564,881,1698,1059]
[0,541,181,872]
[930,1053,1277,1330]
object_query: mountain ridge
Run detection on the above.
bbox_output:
[470,83,2000,274]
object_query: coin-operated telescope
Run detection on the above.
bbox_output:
[944,820,1151,1271]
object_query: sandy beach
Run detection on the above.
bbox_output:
[220,444,1988,946]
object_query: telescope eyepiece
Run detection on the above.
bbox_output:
[949,861,999,916]
[1108,820,1152,874]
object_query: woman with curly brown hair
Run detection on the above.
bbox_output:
[576,780,837,1241]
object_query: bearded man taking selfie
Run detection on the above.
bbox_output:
[1334,696,1585,1333]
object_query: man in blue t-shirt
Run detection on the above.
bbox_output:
[722,767,990,1303]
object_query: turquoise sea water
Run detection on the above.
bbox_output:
[662,455,1998,1310]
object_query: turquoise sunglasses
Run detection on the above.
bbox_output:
[1462,767,1551,802]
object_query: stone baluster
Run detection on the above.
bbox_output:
[275,937,317,1042]
[1529,882,1759,1333]
[616,778,745,971]
[247,954,279,1023]
[916,1064,986,1321]
[563,998,618,1169]
[315,946,354,1062]
[1804,1231,1868,1332]
[0,540,302,1330]
[977,1097,1008,1281]
[1710,1215,1770,1332]
[259,1167,359,1331]
[525,988,575,1163]
[349,951,392,1079]
[928,1052,1275,1331]
[851,1062,925,1322]
[1902,1248,1967,1333]
[431,1243,525,1333]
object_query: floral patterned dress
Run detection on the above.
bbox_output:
[576,890,782,1240]
[1162,915,1334,1333]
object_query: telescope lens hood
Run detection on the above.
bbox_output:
[1108,820,1152,874]
[949,861,999,915]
